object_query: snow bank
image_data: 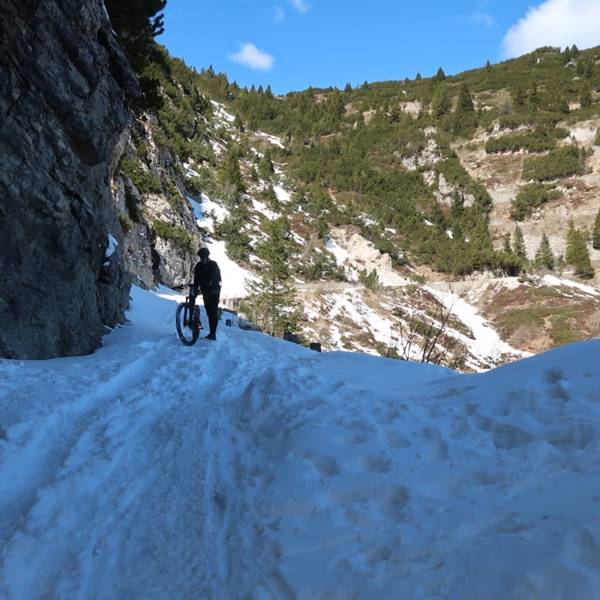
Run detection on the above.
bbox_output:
[2,286,600,599]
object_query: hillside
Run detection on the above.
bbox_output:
[1,288,600,597]
[108,42,600,369]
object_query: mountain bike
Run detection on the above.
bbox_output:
[175,283,201,346]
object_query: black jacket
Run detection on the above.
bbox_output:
[194,259,221,296]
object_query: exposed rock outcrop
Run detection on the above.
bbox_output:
[0,0,139,358]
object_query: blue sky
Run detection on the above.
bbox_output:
[158,1,600,94]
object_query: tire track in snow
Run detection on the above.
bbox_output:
[0,341,169,546]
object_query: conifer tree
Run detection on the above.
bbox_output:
[456,83,475,113]
[580,83,592,108]
[431,85,451,118]
[257,150,274,181]
[534,233,555,270]
[502,232,512,254]
[485,60,491,71]
[435,67,446,81]
[241,217,300,336]
[513,85,526,109]
[593,209,600,250]
[513,224,528,265]
[415,72,422,81]
[218,146,245,193]
[566,221,594,278]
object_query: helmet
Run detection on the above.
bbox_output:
[198,247,210,258]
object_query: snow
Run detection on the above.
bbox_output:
[426,284,529,369]
[189,193,229,233]
[251,198,278,221]
[104,233,118,258]
[210,100,235,124]
[2,286,600,598]
[203,239,255,299]
[273,185,291,203]
[542,274,600,297]
[256,131,285,148]
[324,235,350,266]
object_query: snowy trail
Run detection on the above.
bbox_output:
[2,287,600,598]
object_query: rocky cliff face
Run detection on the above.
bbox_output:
[0,0,139,358]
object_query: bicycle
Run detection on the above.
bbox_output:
[175,283,202,346]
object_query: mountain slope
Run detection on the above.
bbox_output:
[1,289,600,597]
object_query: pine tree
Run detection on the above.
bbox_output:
[241,217,300,337]
[105,0,166,72]
[431,85,451,118]
[485,60,491,71]
[513,224,528,265]
[566,221,594,278]
[218,147,245,193]
[502,232,512,253]
[435,67,446,81]
[257,150,274,181]
[593,209,600,250]
[456,83,475,113]
[513,85,526,109]
[534,233,555,270]
[580,83,592,108]
[415,72,422,81]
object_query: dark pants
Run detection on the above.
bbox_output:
[202,291,220,337]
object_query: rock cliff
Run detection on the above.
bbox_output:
[0,0,139,358]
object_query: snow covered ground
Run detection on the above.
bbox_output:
[2,287,600,599]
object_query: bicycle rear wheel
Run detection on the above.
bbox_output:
[176,302,200,346]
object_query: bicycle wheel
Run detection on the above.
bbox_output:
[176,302,200,346]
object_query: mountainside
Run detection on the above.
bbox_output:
[0,0,138,359]
[110,43,600,370]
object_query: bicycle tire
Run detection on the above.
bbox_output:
[176,302,200,346]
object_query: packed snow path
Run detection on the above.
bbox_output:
[1,288,600,599]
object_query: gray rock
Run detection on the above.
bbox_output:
[0,0,140,358]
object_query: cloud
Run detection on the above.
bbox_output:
[289,0,310,13]
[502,0,600,58]
[468,11,495,27]
[274,5,285,23]
[229,43,274,71]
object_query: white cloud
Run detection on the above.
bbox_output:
[468,11,495,27]
[502,0,600,58]
[274,5,285,23]
[228,43,274,71]
[289,0,310,13]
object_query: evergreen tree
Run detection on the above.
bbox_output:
[325,89,345,128]
[431,85,451,118]
[241,217,300,336]
[415,72,422,81]
[566,221,594,278]
[584,60,594,79]
[534,233,555,270]
[580,83,592,108]
[105,0,167,108]
[435,67,446,81]
[456,83,475,113]
[452,83,477,134]
[257,150,275,181]
[502,232,512,254]
[528,82,540,109]
[218,147,245,193]
[485,60,491,71]
[513,224,528,265]
[513,85,526,109]
[105,0,166,72]
[593,209,600,250]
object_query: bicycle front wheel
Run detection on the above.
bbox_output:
[176,302,200,346]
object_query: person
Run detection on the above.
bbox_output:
[193,247,221,340]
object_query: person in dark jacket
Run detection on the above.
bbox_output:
[193,247,222,340]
